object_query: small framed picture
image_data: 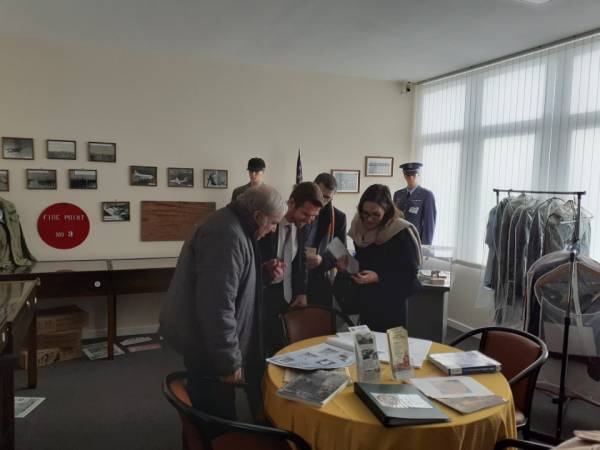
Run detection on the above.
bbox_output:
[69,169,97,189]
[168,167,194,187]
[0,170,8,192]
[130,165,157,186]
[3,137,34,160]
[331,169,360,193]
[102,201,130,222]
[203,169,228,189]
[47,140,76,160]
[26,169,57,190]
[88,142,116,162]
[365,156,394,177]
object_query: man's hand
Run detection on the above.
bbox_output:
[290,294,307,308]
[306,254,322,269]
[336,255,349,272]
[220,368,243,384]
[351,270,379,285]
[263,258,285,283]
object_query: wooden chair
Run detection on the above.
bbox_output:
[449,326,549,438]
[279,305,355,345]
[163,371,311,450]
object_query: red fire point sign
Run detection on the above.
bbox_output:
[37,203,90,249]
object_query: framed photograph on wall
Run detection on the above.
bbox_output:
[203,169,228,189]
[130,165,157,186]
[0,170,8,192]
[365,156,394,177]
[102,201,130,222]
[26,169,57,190]
[88,142,116,162]
[168,167,194,187]
[331,169,360,193]
[47,140,76,160]
[3,137,34,160]
[69,169,98,189]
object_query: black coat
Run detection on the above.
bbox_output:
[354,229,420,332]
[307,203,347,274]
[259,223,309,297]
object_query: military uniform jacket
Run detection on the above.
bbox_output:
[393,186,437,245]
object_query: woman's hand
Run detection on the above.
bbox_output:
[351,270,379,284]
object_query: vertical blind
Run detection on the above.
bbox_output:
[413,33,600,264]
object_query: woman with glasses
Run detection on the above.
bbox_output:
[336,184,422,331]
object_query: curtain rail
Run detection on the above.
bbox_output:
[416,26,600,86]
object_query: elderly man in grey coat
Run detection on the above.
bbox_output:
[159,185,285,420]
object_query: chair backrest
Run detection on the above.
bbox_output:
[162,372,311,450]
[450,326,548,419]
[280,305,355,345]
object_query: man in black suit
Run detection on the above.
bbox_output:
[260,182,324,355]
[306,173,347,308]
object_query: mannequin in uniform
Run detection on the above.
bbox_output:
[393,162,437,245]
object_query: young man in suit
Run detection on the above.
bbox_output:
[393,162,437,245]
[306,173,347,307]
[259,181,324,355]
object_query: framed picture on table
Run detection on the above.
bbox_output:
[331,169,360,193]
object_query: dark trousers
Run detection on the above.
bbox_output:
[184,353,264,422]
[307,272,333,308]
[262,282,291,356]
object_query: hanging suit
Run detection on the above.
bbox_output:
[393,186,437,245]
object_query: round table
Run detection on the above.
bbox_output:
[263,336,517,450]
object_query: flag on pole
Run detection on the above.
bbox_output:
[296,149,303,184]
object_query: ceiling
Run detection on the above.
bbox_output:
[1,0,599,81]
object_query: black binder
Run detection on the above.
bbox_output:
[354,382,450,427]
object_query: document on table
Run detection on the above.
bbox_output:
[326,237,359,274]
[410,376,494,399]
[327,332,432,368]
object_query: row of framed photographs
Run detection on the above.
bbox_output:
[2,137,116,162]
[0,167,228,191]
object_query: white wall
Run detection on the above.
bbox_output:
[0,36,414,336]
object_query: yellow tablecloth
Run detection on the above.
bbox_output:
[264,336,517,450]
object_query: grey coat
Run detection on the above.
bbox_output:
[159,206,258,376]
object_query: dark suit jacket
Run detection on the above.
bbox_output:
[259,222,310,297]
[307,203,347,274]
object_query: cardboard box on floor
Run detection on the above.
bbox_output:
[37,306,89,334]
[19,347,83,370]
[37,329,82,349]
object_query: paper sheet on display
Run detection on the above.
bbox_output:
[326,237,359,274]
[410,376,494,399]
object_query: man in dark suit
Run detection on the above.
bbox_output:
[306,173,347,308]
[259,182,324,355]
[393,162,437,245]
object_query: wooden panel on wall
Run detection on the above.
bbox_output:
[141,201,216,241]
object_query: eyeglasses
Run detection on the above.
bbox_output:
[360,211,384,220]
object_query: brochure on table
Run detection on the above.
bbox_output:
[327,332,432,367]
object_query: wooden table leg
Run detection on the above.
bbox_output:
[27,299,37,389]
[107,294,116,360]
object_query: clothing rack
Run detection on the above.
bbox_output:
[493,188,587,444]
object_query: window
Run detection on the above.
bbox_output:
[413,33,600,263]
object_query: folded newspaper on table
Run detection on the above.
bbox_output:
[326,237,359,274]
[327,331,432,367]
[267,343,355,370]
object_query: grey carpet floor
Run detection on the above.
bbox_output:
[13,330,599,450]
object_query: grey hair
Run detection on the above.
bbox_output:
[235,184,286,218]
